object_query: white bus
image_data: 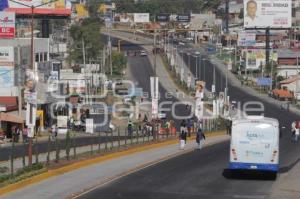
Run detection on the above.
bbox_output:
[229,117,279,173]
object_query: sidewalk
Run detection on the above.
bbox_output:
[0,133,229,199]
[271,161,300,199]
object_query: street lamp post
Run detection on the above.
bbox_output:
[9,0,59,167]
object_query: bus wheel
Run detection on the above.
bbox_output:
[270,172,277,180]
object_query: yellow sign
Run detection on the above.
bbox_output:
[99,4,107,13]
[37,110,44,129]
[75,4,89,18]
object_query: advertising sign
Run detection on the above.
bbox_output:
[0,0,72,16]
[24,69,37,104]
[244,0,292,28]
[0,66,13,87]
[134,13,149,23]
[246,49,278,70]
[152,98,158,118]
[156,14,170,22]
[86,118,94,134]
[114,13,133,23]
[238,32,256,46]
[257,77,272,86]
[26,103,37,128]
[0,46,14,66]
[0,12,15,39]
[177,14,191,22]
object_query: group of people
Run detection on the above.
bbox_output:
[179,119,206,150]
[10,125,29,143]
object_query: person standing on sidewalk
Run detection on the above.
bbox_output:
[179,130,187,150]
[196,128,206,149]
[127,120,133,138]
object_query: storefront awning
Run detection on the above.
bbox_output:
[0,112,24,124]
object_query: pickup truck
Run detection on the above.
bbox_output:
[271,89,293,101]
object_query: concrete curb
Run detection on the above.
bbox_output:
[0,131,226,197]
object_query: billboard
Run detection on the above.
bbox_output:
[0,66,14,87]
[0,12,15,39]
[244,0,292,28]
[177,14,191,22]
[238,32,256,46]
[114,13,133,23]
[246,49,278,70]
[156,14,170,22]
[0,46,14,66]
[0,0,71,16]
[134,13,149,23]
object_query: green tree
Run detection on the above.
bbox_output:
[112,52,127,75]
[113,0,221,14]
[69,18,103,64]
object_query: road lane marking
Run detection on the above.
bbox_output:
[233,195,266,199]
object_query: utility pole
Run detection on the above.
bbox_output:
[266,28,270,67]
[154,29,157,76]
[82,37,88,105]
[225,0,229,34]
[108,35,112,75]
[196,56,198,80]
[9,0,59,167]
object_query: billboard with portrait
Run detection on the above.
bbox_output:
[246,49,278,70]
[244,0,292,28]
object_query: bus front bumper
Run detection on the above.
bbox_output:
[229,162,278,172]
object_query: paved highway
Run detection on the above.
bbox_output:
[76,43,300,199]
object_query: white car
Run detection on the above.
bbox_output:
[216,43,222,48]
[140,50,147,56]
[158,112,167,120]
[223,46,235,51]
[123,96,132,103]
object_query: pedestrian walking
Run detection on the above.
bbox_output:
[187,118,193,137]
[295,127,299,143]
[226,118,232,135]
[291,121,300,143]
[14,126,20,143]
[180,120,187,134]
[51,124,57,141]
[196,128,206,149]
[127,120,133,137]
[179,130,187,150]
[22,126,28,143]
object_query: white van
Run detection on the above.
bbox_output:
[229,117,279,173]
